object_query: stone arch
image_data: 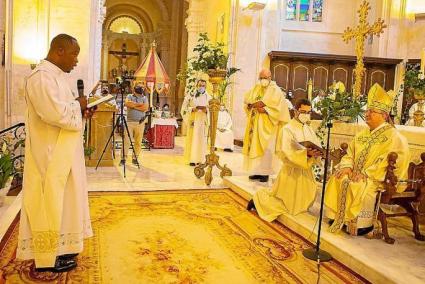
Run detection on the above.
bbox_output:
[109,15,143,34]
[103,4,155,33]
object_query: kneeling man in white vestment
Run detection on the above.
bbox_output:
[181,79,211,166]
[325,84,410,236]
[17,34,94,272]
[247,99,322,220]
[242,69,290,183]
[215,105,234,152]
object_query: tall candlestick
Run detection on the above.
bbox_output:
[308,78,313,101]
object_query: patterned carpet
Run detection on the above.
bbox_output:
[0,189,368,283]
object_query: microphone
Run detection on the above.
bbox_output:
[77,79,84,98]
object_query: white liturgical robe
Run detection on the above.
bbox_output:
[16,60,93,268]
[181,91,211,164]
[406,101,425,126]
[215,109,234,150]
[253,119,321,221]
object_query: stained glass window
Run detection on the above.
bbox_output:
[285,0,324,22]
[312,0,323,22]
[286,0,297,21]
[299,0,310,21]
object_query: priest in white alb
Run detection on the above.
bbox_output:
[17,34,94,272]
[247,99,322,220]
[215,104,234,152]
[181,79,211,166]
[325,84,410,236]
[242,68,290,183]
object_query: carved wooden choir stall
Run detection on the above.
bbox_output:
[269,51,402,101]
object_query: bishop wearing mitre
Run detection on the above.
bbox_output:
[325,83,410,236]
[242,68,290,183]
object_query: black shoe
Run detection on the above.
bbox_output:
[189,163,196,166]
[224,149,233,152]
[60,253,78,260]
[258,175,269,182]
[249,175,261,180]
[35,257,77,273]
[328,219,334,226]
[357,226,374,236]
[247,199,256,211]
[132,158,139,166]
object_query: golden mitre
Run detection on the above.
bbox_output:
[367,83,395,113]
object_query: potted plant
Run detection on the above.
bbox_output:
[0,143,14,206]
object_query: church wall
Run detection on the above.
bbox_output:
[8,0,95,124]
[0,0,5,128]
[406,19,425,59]
[205,0,231,45]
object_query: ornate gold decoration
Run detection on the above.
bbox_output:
[413,110,425,127]
[194,69,232,185]
[342,0,387,98]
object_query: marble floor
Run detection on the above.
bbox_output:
[224,176,425,284]
[1,136,424,284]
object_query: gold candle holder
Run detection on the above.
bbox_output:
[194,69,232,185]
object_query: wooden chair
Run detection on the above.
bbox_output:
[377,152,425,244]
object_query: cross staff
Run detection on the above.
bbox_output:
[343,0,386,98]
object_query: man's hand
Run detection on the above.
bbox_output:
[335,167,353,179]
[196,106,208,113]
[307,148,322,158]
[251,101,266,109]
[83,106,97,119]
[350,172,367,182]
[257,107,267,114]
[76,97,88,112]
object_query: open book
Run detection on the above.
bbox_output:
[299,141,337,159]
[87,94,114,108]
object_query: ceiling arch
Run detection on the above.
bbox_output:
[104,4,154,33]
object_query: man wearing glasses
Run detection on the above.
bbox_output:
[325,84,410,236]
[247,99,322,220]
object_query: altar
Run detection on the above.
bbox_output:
[310,120,425,162]
[146,117,178,149]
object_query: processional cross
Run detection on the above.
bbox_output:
[342,0,386,98]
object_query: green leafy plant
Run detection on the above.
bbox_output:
[0,143,13,189]
[84,146,95,157]
[315,91,366,144]
[218,67,240,103]
[190,33,228,72]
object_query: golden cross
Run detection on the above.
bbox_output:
[343,0,386,98]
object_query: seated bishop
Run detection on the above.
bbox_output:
[247,98,322,220]
[215,105,234,152]
[324,83,411,236]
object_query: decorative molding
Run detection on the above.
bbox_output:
[268,51,403,66]
[273,63,289,91]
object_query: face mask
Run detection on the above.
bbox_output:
[220,106,225,111]
[134,86,144,94]
[198,87,206,94]
[260,79,270,87]
[101,89,109,95]
[298,113,311,124]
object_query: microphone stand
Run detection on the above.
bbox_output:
[302,118,333,263]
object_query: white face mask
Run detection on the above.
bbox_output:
[298,113,311,124]
[260,79,270,87]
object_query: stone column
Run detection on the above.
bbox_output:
[101,38,109,80]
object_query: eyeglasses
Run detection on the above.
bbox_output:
[298,110,312,114]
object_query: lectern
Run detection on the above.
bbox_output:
[85,98,116,167]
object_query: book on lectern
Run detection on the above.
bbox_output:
[87,94,114,108]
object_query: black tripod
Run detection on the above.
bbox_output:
[302,119,333,263]
[96,82,140,178]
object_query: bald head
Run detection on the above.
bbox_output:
[259,68,272,79]
[46,34,80,73]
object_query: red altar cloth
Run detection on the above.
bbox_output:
[146,124,176,149]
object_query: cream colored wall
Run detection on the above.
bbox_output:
[205,0,231,45]
[0,0,5,128]
[7,0,95,125]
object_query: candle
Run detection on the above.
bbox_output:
[307,78,313,101]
